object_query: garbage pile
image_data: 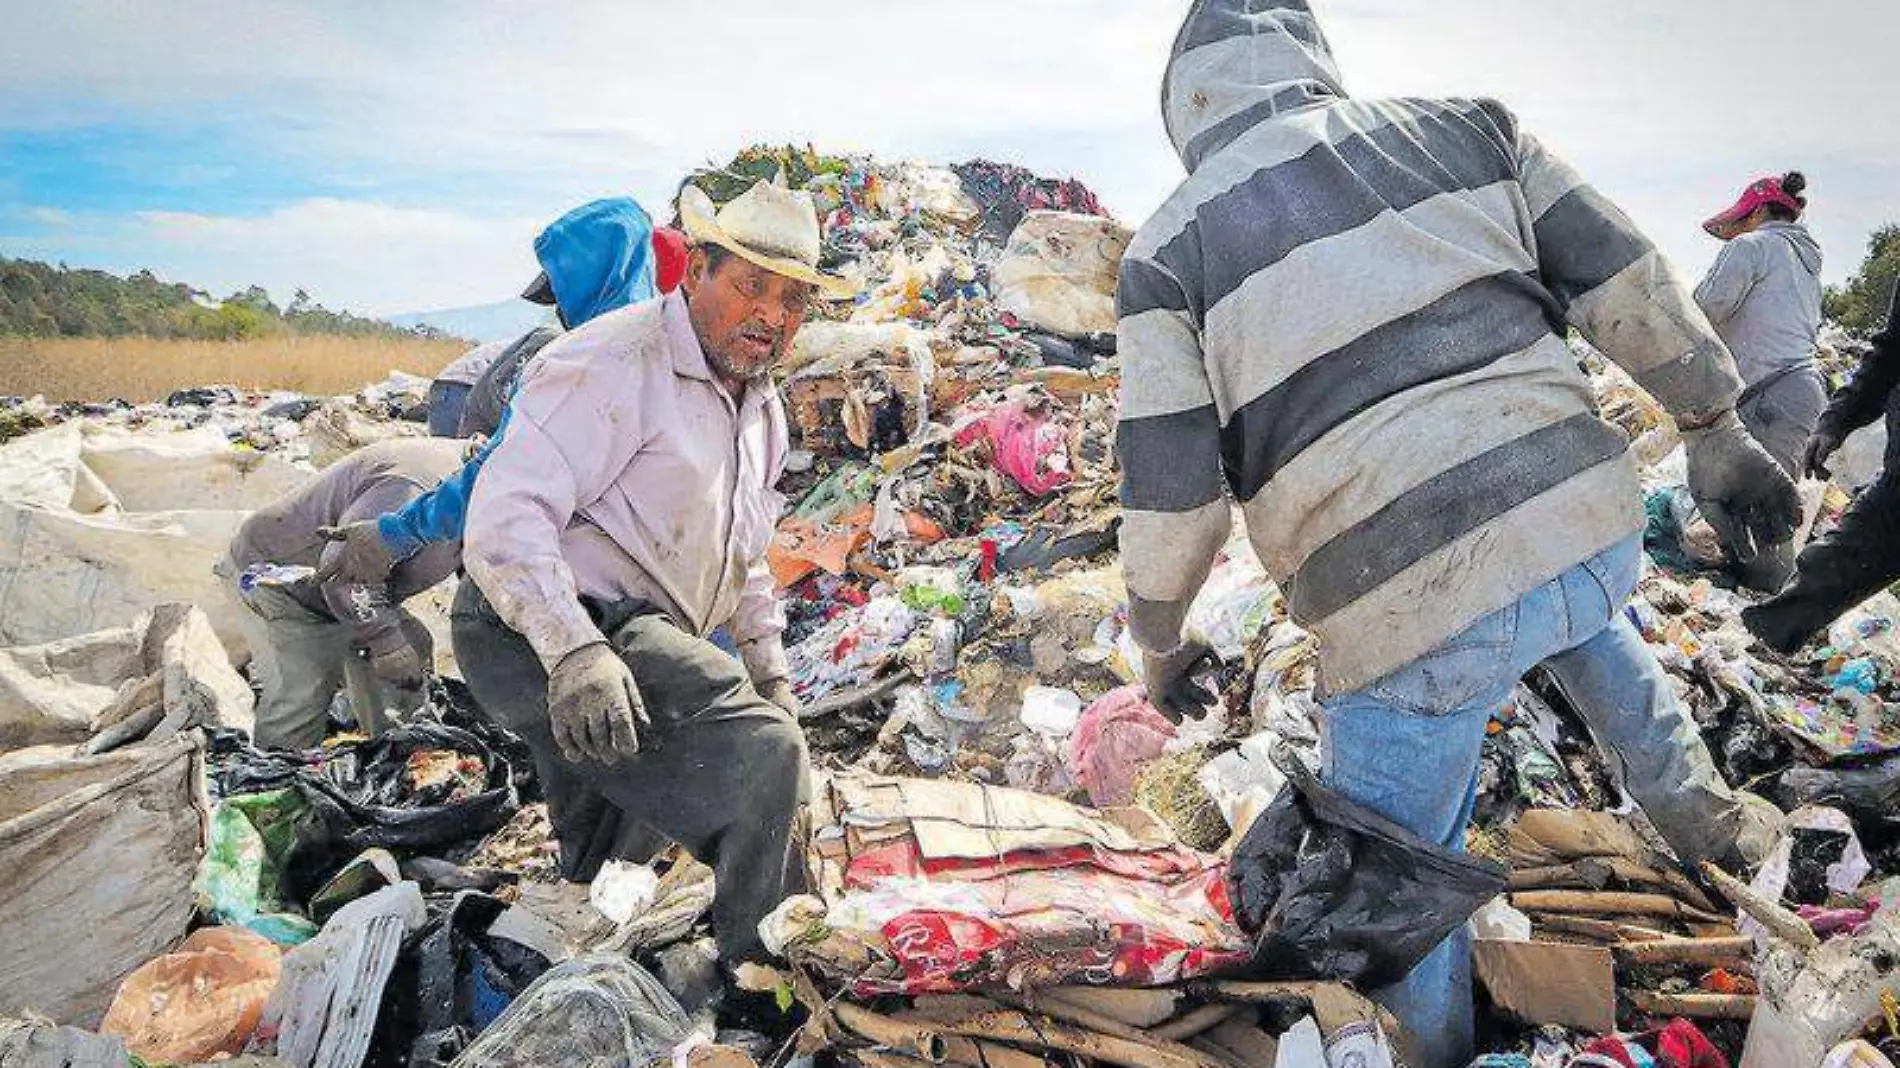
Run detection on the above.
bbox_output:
[6,146,1900,1068]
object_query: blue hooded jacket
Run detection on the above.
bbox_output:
[538,197,659,327]
[377,198,657,558]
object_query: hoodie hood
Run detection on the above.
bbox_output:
[534,197,658,328]
[1163,0,1346,171]
[1761,221,1824,278]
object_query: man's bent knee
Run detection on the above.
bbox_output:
[750,716,813,804]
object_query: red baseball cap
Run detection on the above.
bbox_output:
[1704,176,1804,236]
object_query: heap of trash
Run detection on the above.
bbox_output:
[5,145,1900,1068]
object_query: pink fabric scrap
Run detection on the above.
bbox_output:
[953,399,1073,496]
[1068,685,1178,808]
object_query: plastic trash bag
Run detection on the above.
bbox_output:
[100,927,281,1064]
[952,396,1073,497]
[1227,755,1508,988]
[1068,686,1177,808]
[212,720,519,857]
[1781,754,1900,831]
[198,794,322,945]
[374,891,555,1068]
[990,211,1133,338]
[449,954,699,1068]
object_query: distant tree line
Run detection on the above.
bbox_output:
[0,257,444,342]
[1826,225,1900,338]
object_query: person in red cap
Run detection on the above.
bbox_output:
[1694,172,1826,590]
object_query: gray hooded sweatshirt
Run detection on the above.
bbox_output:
[1116,0,1749,693]
[1695,221,1824,387]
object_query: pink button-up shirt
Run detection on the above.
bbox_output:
[465,292,789,681]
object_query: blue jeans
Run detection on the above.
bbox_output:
[1319,535,1747,1068]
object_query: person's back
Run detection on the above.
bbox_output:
[1118,9,1799,1065]
[1700,221,1823,385]
[231,438,467,605]
[1119,1,1732,694]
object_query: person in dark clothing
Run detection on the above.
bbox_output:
[1746,283,1900,651]
[455,210,689,440]
[221,439,468,748]
[322,209,686,587]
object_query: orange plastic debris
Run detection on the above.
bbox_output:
[100,927,282,1063]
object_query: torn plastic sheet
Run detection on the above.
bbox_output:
[1741,806,1871,948]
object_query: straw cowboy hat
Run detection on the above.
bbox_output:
[678,179,856,297]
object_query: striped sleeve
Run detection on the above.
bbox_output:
[1517,130,1743,419]
[1116,255,1232,654]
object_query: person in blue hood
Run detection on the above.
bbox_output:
[318,197,668,585]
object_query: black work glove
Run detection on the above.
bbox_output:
[316,521,403,585]
[547,643,649,763]
[366,641,428,691]
[1802,427,1844,481]
[1683,411,1802,563]
[1141,628,1222,723]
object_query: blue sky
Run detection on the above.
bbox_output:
[2,0,1894,317]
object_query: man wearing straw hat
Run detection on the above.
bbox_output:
[453,177,852,972]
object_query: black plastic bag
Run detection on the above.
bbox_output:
[207,720,520,895]
[311,722,520,853]
[433,676,544,805]
[1781,755,1900,831]
[1227,756,1507,988]
[371,891,553,1068]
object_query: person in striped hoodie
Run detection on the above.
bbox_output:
[1117,3,1800,1063]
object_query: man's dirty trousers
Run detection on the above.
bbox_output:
[1318,535,1752,1068]
[1730,366,1829,590]
[233,579,433,750]
[451,581,811,965]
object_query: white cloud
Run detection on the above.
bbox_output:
[2,0,1895,310]
[134,200,543,315]
[9,200,541,316]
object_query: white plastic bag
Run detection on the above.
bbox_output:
[991,211,1134,338]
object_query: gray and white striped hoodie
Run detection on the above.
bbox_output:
[1117,0,1747,694]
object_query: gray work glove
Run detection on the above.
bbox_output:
[1682,411,1802,564]
[316,521,403,586]
[547,642,649,764]
[366,642,427,691]
[1802,427,1844,481]
[756,677,800,717]
[1141,628,1221,724]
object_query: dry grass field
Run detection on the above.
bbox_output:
[0,335,467,402]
